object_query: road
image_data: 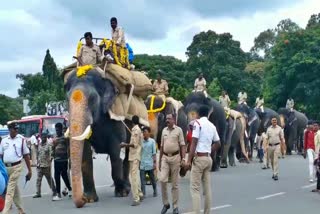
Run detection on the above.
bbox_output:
[10,154,320,214]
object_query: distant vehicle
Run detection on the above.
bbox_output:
[0,126,9,137]
[8,115,67,139]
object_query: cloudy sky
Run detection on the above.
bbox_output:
[1,0,319,98]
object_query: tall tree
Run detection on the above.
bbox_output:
[0,95,23,124]
[16,49,64,114]
[186,30,260,102]
[306,13,320,28]
[264,22,320,119]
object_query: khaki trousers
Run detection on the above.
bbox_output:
[129,160,143,202]
[159,154,180,208]
[31,144,37,165]
[3,163,23,214]
[190,156,212,214]
[268,145,281,176]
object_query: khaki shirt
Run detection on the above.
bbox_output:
[255,97,264,108]
[266,125,284,145]
[161,125,185,154]
[238,92,247,104]
[152,79,169,95]
[128,125,142,161]
[112,26,126,47]
[194,78,206,91]
[219,95,231,108]
[79,44,102,65]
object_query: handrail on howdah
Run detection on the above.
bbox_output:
[79,37,108,44]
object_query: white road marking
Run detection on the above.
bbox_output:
[256,192,286,200]
[183,204,232,214]
[301,183,316,189]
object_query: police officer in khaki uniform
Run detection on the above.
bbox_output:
[193,73,207,97]
[159,114,186,214]
[152,73,169,98]
[266,117,285,180]
[120,115,143,206]
[0,123,32,214]
[186,106,220,214]
[78,32,102,66]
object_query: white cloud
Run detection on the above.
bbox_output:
[0,0,318,98]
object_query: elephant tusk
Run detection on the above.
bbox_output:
[72,125,92,141]
[64,128,70,138]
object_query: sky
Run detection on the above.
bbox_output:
[1,0,319,98]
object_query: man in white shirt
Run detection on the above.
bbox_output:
[110,17,126,47]
[238,91,247,105]
[29,133,38,167]
[0,122,32,214]
[185,106,221,214]
[193,73,207,97]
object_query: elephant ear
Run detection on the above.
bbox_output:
[102,80,117,114]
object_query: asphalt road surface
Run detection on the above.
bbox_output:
[9,154,320,214]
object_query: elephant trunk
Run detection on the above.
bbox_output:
[69,88,92,208]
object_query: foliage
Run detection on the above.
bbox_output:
[207,78,222,99]
[263,19,320,119]
[0,95,23,124]
[16,49,64,114]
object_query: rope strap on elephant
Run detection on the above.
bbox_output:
[147,95,166,113]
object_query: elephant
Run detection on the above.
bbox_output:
[255,107,280,161]
[145,96,188,147]
[184,92,226,171]
[235,104,261,161]
[64,69,133,208]
[221,116,243,167]
[278,108,308,155]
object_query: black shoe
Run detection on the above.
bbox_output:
[153,192,158,197]
[272,175,275,179]
[173,207,179,214]
[262,166,267,170]
[33,194,41,198]
[274,175,278,180]
[161,204,170,214]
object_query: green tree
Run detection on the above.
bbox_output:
[207,78,222,99]
[264,21,320,119]
[0,95,23,124]
[16,49,64,114]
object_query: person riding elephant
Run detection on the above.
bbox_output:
[62,55,151,208]
[278,108,308,155]
[193,73,207,97]
[221,107,248,168]
[235,103,261,161]
[184,92,226,171]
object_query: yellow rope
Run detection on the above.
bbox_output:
[147,95,166,113]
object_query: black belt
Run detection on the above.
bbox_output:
[196,152,210,157]
[269,143,280,146]
[163,151,180,157]
[5,160,21,167]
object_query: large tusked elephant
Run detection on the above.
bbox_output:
[278,108,308,155]
[65,70,132,208]
[235,104,261,160]
[184,92,226,171]
[221,116,243,167]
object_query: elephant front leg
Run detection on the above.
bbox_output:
[110,152,130,197]
[228,145,236,167]
[82,141,99,203]
[221,144,230,168]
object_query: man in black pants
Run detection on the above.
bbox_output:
[52,123,72,201]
